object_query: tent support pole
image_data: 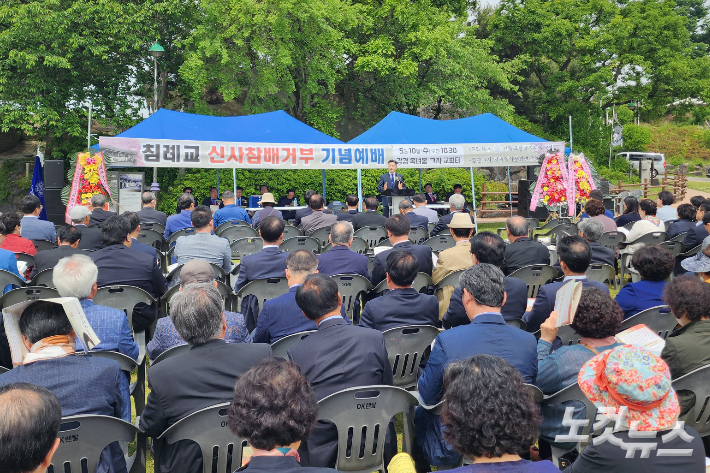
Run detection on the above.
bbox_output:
[357,169,363,212]
[418,169,422,193]
[216,169,220,195]
[507,166,513,216]
[322,169,326,200]
[232,169,237,198]
[469,167,478,233]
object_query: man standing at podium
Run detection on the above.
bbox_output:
[377,160,407,217]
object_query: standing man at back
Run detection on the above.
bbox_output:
[502,215,550,275]
[377,160,406,217]
[136,191,167,226]
[301,194,337,236]
[20,195,56,243]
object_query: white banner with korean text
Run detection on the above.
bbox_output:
[99,137,565,169]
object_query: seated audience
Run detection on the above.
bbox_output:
[136,191,167,226]
[661,275,710,415]
[568,345,705,473]
[228,358,339,473]
[615,244,674,319]
[416,264,537,467]
[277,188,298,221]
[656,190,677,222]
[0,301,129,473]
[201,186,224,209]
[503,216,550,275]
[69,205,103,251]
[29,225,83,279]
[525,235,609,333]
[667,203,697,239]
[20,195,56,243]
[554,218,615,277]
[430,194,473,237]
[122,211,158,261]
[400,199,428,229]
[432,213,475,318]
[254,250,348,344]
[352,196,386,230]
[0,212,36,256]
[294,190,317,227]
[252,193,283,228]
[441,355,559,473]
[90,216,168,332]
[301,194,337,236]
[371,215,433,286]
[614,195,641,228]
[316,221,369,278]
[53,254,138,360]
[424,183,439,204]
[336,194,360,222]
[620,199,664,256]
[359,251,438,331]
[213,190,251,228]
[583,199,616,233]
[535,288,621,457]
[147,259,250,359]
[681,235,710,282]
[0,383,62,473]
[88,193,116,227]
[288,274,393,467]
[0,222,23,283]
[690,195,707,209]
[235,186,249,207]
[164,193,195,240]
[140,283,271,473]
[579,189,613,219]
[682,204,710,252]
[443,232,528,328]
[412,193,438,223]
[173,205,231,273]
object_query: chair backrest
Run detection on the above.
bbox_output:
[151,343,191,365]
[371,272,432,296]
[507,265,557,298]
[93,286,156,329]
[408,226,429,244]
[681,242,703,257]
[230,238,264,260]
[627,231,667,246]
[506,318,528,331]
[32,239,57,252]
[331,274,373,322]
[83,350,138,372]
[281,224,303,239]
[383,325,439,388]
[353,226,388,250]
[214,220,249,235]
[279,236,320,254]
[168,263,227,284]
[669,231,688,242]
[140,222,166,234]
[433,269,466,293]
[30,268,54,287]
[673,364,710,436]
[526,383,544,403]
[349,237,369,255]
[15,253,34,268]
[50,415,139,473]
[538,219,560,231]
[317,386,418,473]
[168,227,197,246]
[0,269,25,290]
[541,382,598,438]
[309,226,332,247]
[270,330,316,359]
[0,286,60,309]
[219,225,259,242]
[659,240,685,258]
[597,231,626,250]
[136,228,165,251]
[427,222,436,233]
[235,278,289,313]
[554,223,579,246]
[622,221,636,231]
[423,235,455,252]
[156,403,245,473]
[617,305,676,339]
[585,264,616,285]
[555,324,582,346]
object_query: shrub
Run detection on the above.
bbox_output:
[620,125,652,152]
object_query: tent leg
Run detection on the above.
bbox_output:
[233,169,237,197]
[216,169,220,195]
[507,166,513,216]
[418,169,422,193]
[470,167,478,233]
[357,169,363,212]
[322,169,326,200]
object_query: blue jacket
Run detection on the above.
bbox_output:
[615,279,667,320]
[130,238,158,261]
[359,287,438,332]
[234,246,289,291]
[317,245,369,278]
[0,247,23,287]
[581,209,613,219]
[78,299,139,360]
[253,286,349,344]
[20,215,57,242]
[442,276,528,328]
[667,219,697,239]
[524,278,609,333]
[164,210,193,239]
[213,204,251,228]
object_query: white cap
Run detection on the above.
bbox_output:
[69,206,91,220]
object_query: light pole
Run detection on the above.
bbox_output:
[149,41,164,192]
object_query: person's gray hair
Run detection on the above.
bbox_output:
[330,221,353,246]
[506,216,528,237]
[578,218,604,242]
[449,193,465,210]
[71,216,86,224]
[286,250,319,275]
[91,193,106,208]
[52,254,98,299]
[141,192,156,205]
[399,199,414,211]
[177,193,195,209]
[459,264,505,308]
[222,190,234,200]
[169,282,224,346]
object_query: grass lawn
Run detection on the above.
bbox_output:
[687,180,710,194]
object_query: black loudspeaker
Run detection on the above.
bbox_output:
[44,160,65,188]
[46,213,66,226]
[44,189,66,215]
[517,180,531,217]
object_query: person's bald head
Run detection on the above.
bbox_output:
[505,216,528,241]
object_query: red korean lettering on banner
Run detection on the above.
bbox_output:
[299,148,314,165]
[264,148,280,165]
[227,147,243,164]
[208,146,225,164]
[282,148,297,165]
[245,147,262,165]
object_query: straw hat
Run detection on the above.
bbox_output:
[681,235,710,273]
[447,212,475,229]
[260,193,276,205]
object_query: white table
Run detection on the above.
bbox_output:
[245,206,308,212]
[426,204,450,210]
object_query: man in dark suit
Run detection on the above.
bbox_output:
[503,215,550,275]
[29,225,83,278]
[377,160,407,217]
[88,193,116,227]
[352,196,387,230]
[294,190,317,227]
[254,250,348,344]
[235,186,249,207]
[524,235,610,333]
[90,216,168,332]
[360,251,438,331]
[429,194,474,237]
[136,191,167,225]
[399,199,428,229]
[201,186,224,209]
[122,211,159,261]
[336,194,359,222]
[140,284,271,473]
[288,274,393,468]
[69,205,103,251]
[0,300,130,473]
[317,221,369,278]
[552,218,615,277]
[423,183,439,204]
[371,215,433,286]
[443,231,528,329]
